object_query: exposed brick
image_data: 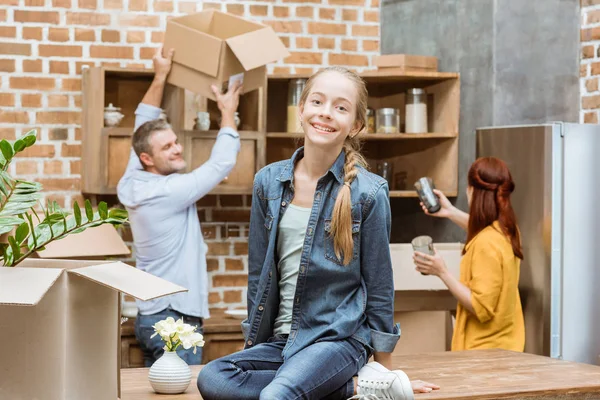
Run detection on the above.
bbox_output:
[197,195,217,207]
[154,1,173,12]
[273,6,289,18]
[73,95,81,108]
[126,31,145,43]
[36,111,80,124]
[101,30,120,43]
[39,44,82,57]
[296,37,313,49]
[0,26,16,38]
[74,28,95,41]
[44,160,63,175]
[21,94,42,108]
[352,25,379,37]
[119,14,159,27]
[318,37,335,49]
[226,4,244,15]
[279,36,290,48]
[233,242,248,255]
[104,0,122,9]
[225,225,242,238]
[202,2,222,10]
[14,10,60,24]
[0,94,14,107]
[342,9,358,21]
[207,242,230,256]
[591,62,600,76]
[50,60,70,74]
[330,53,369,66]
[584,112,598,124]
[10,77,55,90]
[16,144,56,158]
[223,290,242,303]
[36,178,80,191]
[178,1,196,13]
[211,209,251,222]
[212,274,247,288]
[285,52,323,65]
[48,94,70,108]
[16,161,38,175]
[0,42,31,56]
[78,0,97,9]
[128,0,147,10]
[328,0,364,4]
[23,59,43,73]
[22,27,43,40]
[48,28,70,42]
[582,95,600,109]
[140,47,157,60]
[363,10,379,22]
[206,259,219,272]
[69,160,81,175]
[0,59,15,72]
[202,226,217,239]
[53,0,71,7]
[50,128,69,140]
[319,8,336,20]
[75,61,95,73]
[225,258,244,271]
[66,12,110,25]
[308,22,346,35]
[371,0,379,6]
[61,143,81,157]
[0,10,5,22]
[208,292,220,304]
[0,128,16,140]
[263,20,303,34]
[151,31,164,43]
[250,5,268,16]
[342,39,357,52]
[362,39,379,52]
[4,0,20,4]
[90,45,134,59]
[74,128,81,141]
[586,78,598,93]
[295,6,314,18]
[0,111,28,124]
[219,195,244,207]
[60,78,80,91]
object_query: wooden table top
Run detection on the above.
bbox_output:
[120,349,600,400]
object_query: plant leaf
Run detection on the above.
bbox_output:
[15,222,29,244]
[108,208,128,220]
[84,199,93,221]
[13,139,26,153]
[98,201,108,220]
[22,130,37,147]
[8,236,21,260]
[0,140,14,161]
[73,202,81,226]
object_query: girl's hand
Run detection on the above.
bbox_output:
[420,189,454,219]
[413,248,448,277]
[411,379,440,394]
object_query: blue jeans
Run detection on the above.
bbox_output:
[134,308,204,367]
[197,335,369,400]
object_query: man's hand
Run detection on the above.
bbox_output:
[153,46,174,81]
[211,81,243,129]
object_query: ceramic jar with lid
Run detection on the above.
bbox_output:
[104,103,124,127]
[376,108,400,134]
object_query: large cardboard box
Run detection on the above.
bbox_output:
[373,54,438,72]
[0,259,186,400]
[164,10,290,100]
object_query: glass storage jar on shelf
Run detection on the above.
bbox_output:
[405,88,428,134]
[366,108,375,133]
[287,78,307,133]
[376,108,400,134]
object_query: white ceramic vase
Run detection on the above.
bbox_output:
[148,351,192,394]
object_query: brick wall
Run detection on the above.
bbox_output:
[581,0,600,122]
[0,0,380,311]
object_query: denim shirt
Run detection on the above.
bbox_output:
[242,147,401,359]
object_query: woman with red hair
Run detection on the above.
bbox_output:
[413,157,525,351]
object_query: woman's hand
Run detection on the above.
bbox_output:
[411,379,440,394]
[211,81,243,129]
[413,248,448,277]
[420,189,454,218]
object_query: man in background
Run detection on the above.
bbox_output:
[117,47,242,366]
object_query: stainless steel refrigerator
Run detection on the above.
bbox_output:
[476,123,600,365]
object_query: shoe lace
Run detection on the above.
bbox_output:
[355,378,395,400]
[348,395,381,400]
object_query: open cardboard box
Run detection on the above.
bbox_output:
[164,10,290,101]
[0,258,186,400]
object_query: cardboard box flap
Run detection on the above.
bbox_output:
[165,19,222,77]
[225,27,290,71]
[0,267,63,305]
[69,262,187,301]
[37,224,130,258]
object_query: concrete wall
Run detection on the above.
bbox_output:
[381,0,580,242]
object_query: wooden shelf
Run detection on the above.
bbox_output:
[389,190,457,198]
[101,127,134,136]
[266,132,457,139]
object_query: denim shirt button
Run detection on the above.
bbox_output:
[247,340,253,346]
[269,271,272,277]
[315,192,321,200]
[258,305,264,311]
[281,201,287,207]
[300,266,305,273]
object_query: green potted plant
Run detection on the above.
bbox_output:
[0,130,128,267]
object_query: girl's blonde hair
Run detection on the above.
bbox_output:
[299,66,369,265]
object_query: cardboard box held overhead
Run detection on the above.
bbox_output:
[0,259,186,400]
[164,10,290,101]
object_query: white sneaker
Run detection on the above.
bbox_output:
[349,362,414,400]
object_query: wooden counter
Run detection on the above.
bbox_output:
[120,349,600,399]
